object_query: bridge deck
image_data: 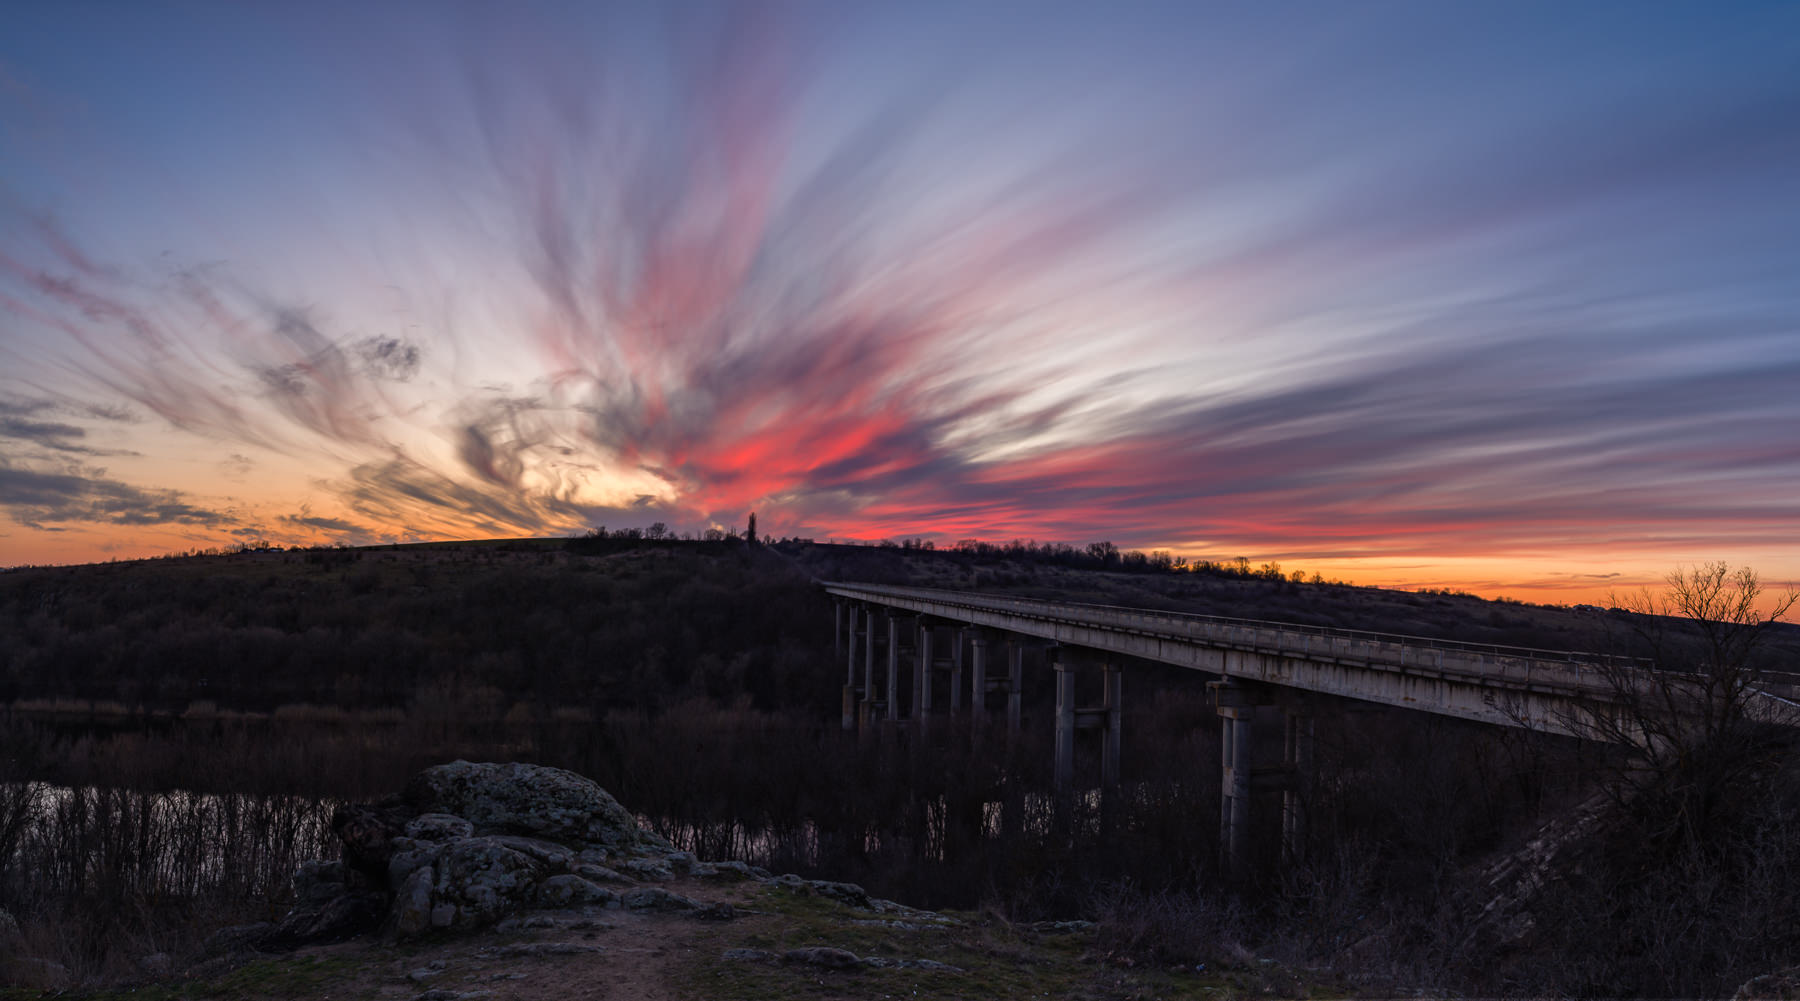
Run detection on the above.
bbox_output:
[823,581,1798,737]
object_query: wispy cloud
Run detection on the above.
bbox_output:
[0,2,1797,592]
[0,461,233,529]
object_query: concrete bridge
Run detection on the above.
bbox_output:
[822,581,1798,873]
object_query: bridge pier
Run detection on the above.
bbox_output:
[1212,679,1269,879]
[1051,650,1124,794]
[1008,640,1024,739]
[950,628,965,715]
[968,628,1001,735]
[886,613,912,722]
[915,619,936,727]
[843,604,861,731]
[1053,653,1076,789]
[1103,662,1123,790]
[1212,679,1315,878]
[1282,706,1314,864]
[858,605,880,731]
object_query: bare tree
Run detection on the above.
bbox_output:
[1591,563,1797,837]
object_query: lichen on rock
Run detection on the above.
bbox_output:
[404,761,669,850]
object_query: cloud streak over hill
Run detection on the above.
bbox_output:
[2,2,1798,597]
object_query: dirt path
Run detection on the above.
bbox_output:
[161,875,1332,1001]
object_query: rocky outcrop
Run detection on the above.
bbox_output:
[231,760,916,954]
[404,761,666,851]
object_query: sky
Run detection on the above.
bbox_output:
[2,1,1798,605]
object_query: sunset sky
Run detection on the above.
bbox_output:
[3,2,1798,604]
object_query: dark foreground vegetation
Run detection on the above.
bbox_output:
[2,539,1797,995]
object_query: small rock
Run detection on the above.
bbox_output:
[408,966,446,983]
[807,879,871,909]
[701,860,770,881]
[204,921,275,956]
[488,834,574,868]
[782,946,863,969]
[405,813,475,841]
[664,850,697,874]
[392,865,436,937]
[621,858,674,881]
[721,948,778,963]
[140,952,174,976]
[479,942,604,958]
[536,874,618,909]
[1030,919,1096,934]
[688,902,736,921]
[495,914,564,931]
[621,887,701,911]
[910,958,964,972]
[292,859,347,902]
[572,863,629,884]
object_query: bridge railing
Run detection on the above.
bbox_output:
[822,581,1655,690]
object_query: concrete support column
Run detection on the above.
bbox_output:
[862,608,877,703]
[834,601,843,659]
[915,621,935,725]
[845,605,858,686]
[1053,657,1077,790]
[1102,663,1123,791]
[841,605,858,731]
[949,629,965,715]
[1218,705,1252,876]
[886,615,907,722]
[1282,708,1314,864]
[1212,678,1271,879]
[1007,642,1024,737]
[969,632,990,736]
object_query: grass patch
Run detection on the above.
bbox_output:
[675,884,1341,1000]
[0,955,366,1001]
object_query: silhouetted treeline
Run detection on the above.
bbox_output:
[0,540,830,714]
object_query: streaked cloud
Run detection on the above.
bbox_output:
[0,2,1796,600]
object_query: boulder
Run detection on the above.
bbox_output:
[405,761,667,849]
[260,760,731,945]
[427,839,545,931]
[534,874,617,909]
